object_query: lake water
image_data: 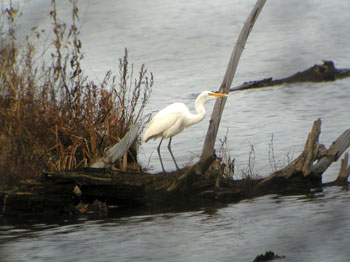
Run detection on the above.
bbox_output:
[1,0,350,261]
[1,186,350,262]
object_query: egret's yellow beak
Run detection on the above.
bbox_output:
[209,92,228,98]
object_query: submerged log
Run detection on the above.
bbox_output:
[230,60,350,92]
[253,251,285,262]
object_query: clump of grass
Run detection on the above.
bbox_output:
[0,1,152,186]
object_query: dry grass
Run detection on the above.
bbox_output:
[217,129,235,179]
[0,1,152,186]
[268,134,293,173]
[241,143,259,180]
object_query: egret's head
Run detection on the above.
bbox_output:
[208,91,228,98]
[196,91,228,104]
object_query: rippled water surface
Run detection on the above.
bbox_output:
[2,0,350,261]
[1,186,350,262]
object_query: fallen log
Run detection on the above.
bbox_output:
[0,119,349,217]
[0,169,177,217]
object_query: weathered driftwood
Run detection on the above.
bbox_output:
[257,119,350,193]
[311,128,350,177]
[230,60,350,92]
[336,153,350,183]
[91,124,140,169]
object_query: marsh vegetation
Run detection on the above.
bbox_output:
[0,1,152,187]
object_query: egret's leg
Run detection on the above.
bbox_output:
[168,137,179,170]
[157,138,166,174]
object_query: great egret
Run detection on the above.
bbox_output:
[143,91,228,173]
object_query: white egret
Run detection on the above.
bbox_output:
[143,91,228,173]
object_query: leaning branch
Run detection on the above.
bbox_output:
[200,0,266,166]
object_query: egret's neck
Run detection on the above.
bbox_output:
[184,96,208,127]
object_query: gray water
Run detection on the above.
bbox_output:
[1,186,350,262]
[1,0,350,261]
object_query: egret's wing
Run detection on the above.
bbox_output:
[152,103,187,120]
[143,111,183,142]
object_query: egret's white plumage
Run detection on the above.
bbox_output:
[143,91,228,173]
